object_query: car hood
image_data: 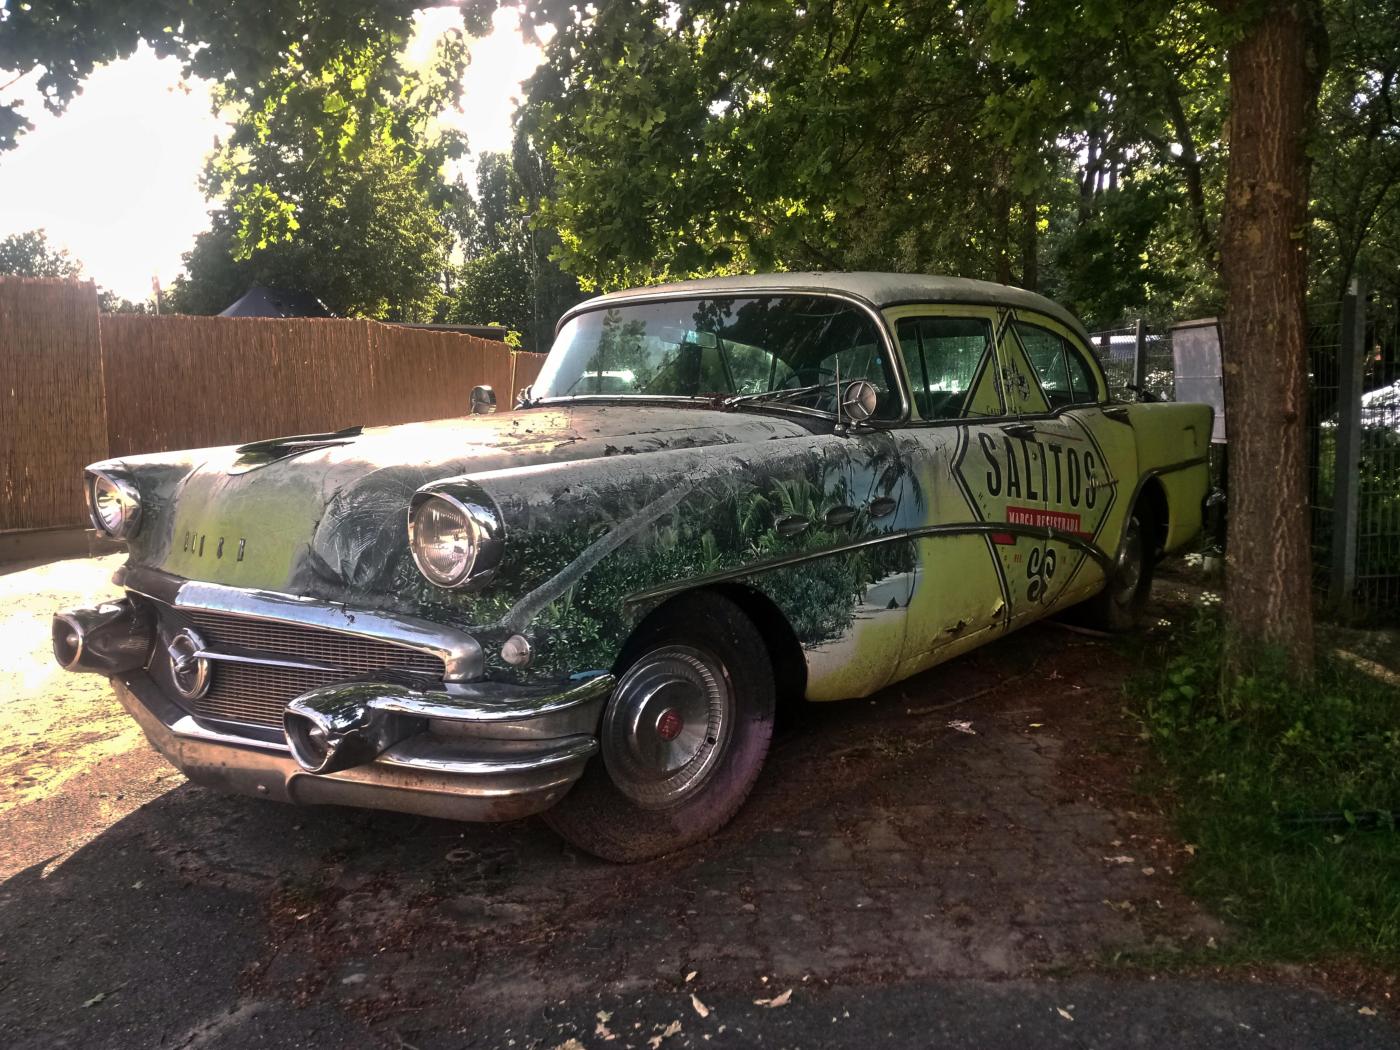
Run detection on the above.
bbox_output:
[120,404,816,594]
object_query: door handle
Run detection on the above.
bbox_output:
[1000,422,1035,439]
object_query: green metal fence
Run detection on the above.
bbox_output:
[1090,279,1400,624]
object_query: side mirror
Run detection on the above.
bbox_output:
[840,379,878,423]
[470,385,497,415]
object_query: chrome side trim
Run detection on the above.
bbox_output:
[170,711,292,753]
[624,521,1114,607]
[340,673,615,725]
[378,734,598,776]
[191,649,348,674]
[121,565,483,681]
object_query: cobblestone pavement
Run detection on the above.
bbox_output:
[0,557,1392,1049]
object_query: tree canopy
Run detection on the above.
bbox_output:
[0,228,81,278]
[166,30,467,319]
[0,1,491,151]
[444,146,584,351]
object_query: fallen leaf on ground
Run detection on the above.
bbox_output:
[597,1010,612,1023]
[553,1040,585,1050]
[685,970,698,983]
[1359,1007,1378,1016]
[81,993,107,1008]
[947,720,976,735]
[1102,855,1135,865]
[691,994,710,1018]
[1057,1007,1074,1021]
[647,1020,682,1048]
[755,989,793,1008]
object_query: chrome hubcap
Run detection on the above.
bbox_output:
[601,645,734,809]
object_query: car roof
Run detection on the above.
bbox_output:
[566,272,1090,343]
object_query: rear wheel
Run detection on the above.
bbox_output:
[1077,510,1153,632]
[544,592,775,862]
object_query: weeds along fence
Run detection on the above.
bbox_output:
[0,277,546,532]
[1092,278,1400,624]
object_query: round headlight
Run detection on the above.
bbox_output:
[88,472,141,538]
[409,495,478,588]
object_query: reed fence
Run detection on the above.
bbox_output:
[0,277,545,531]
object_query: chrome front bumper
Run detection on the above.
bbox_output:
[110,670,611,822]
[57,577,615,823]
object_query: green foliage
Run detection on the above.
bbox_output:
[0,229,156,310]
[504,0,1239,325]
[444,149,584,352]
[0,1,493,151]
[0,229,81,278]
[1132,608,1400,963]
[1309,0,1400,303]
[167,32,466,320]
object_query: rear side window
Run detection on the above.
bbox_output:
[1014,322,1098,408]
[896,316,997,420]
[1065,344,1102,403]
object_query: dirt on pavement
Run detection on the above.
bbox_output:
[0,555,1392,1049]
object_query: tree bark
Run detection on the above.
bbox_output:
[1020,193,1038,291]
[1217,0,1326,678]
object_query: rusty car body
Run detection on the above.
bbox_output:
[54,274,1213,859]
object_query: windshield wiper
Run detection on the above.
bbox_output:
[721,382,836,409]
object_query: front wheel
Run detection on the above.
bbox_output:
[544,592,775,862]
[1077,511,1153,632]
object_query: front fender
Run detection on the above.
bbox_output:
[417,434,917,685]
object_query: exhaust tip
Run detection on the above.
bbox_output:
[52,601,154,675]
[52,613,85,671]
[285,709,341,773]
[284,687,418,775]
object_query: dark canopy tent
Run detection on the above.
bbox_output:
[219,286,333,318]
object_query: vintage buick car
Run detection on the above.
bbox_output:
[54,274,1212,860]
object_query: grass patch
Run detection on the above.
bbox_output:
[1130,607,1400,965]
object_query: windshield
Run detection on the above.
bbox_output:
[533,295,901,419]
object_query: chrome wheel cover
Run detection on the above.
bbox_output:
[601,644,734,809]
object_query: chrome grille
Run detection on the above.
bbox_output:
[165,609,445,730]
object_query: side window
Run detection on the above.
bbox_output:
[1065,344,1102,404]
[1014,322,1074,410]
[895,316,997,420]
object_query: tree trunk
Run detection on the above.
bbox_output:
[1217,0,1326,678]
[994,182,1013,285]
[1020,194,1038,291]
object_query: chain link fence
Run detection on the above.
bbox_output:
[1356,291,1400,618]
[1087,323,1177,400]
[1089,283,1400,625]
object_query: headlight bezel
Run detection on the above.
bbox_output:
[407,487,505,590]
[85,468,142,539]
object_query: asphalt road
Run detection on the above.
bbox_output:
[1,555,1394,1049]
